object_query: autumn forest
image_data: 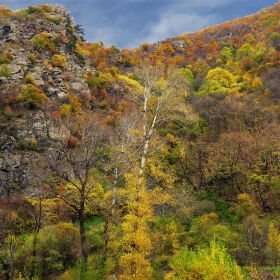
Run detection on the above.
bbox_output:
[0,3,280,280]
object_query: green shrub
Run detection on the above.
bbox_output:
[99,100,109,109]
[166,239,246,280]
[18,223,80,279]
[29,138,38,150]
[2,24,11,34]
[108,67,119,77]
[32,33,49,49]
[236,43,255,61]
[32,33,58,52]
[49,16,63,25]
[50,37,60,46]
[27,6,42,14]
[74,51,86,66]
[0,64,11,77]
[269,32,280,41]
[16,8,28,18]
[39,4,52,13]
[87,77,101,88]
[25,72,36,84]
[0,54,11,64]
[180,68,194,84]
[27,53,37,64]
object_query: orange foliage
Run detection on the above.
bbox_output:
[197,40,206,51]
[208,38,219,54]
[161,42,175,55]
[140,43,152,52]
[272,52,280,66]
[226,36,244,49]
[0,5,13,18]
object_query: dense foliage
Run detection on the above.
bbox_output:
[1,2,280,279]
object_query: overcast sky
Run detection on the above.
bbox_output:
[2,0,279,49]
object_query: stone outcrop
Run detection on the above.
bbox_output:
[0,5,90,198]
[0,6,90,101]
[0,153,29,197]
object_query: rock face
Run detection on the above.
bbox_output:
[0,10,90,102]
[0,5,90,198]
[0,152,29,197]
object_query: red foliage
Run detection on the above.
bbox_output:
[79,92,91,106]
[16,110,24,118]
[7,94,18,105]
[100,88,108,99]
[57,184,65,195]
[63,73,73,81]
[67,135,78,148]
[46,100,61,112]
[90,96,96,103]
[51,110,61,119]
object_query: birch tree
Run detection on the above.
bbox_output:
[117,60,193,279]
[133,60,192,192]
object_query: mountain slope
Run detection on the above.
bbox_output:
[0,3,280,279]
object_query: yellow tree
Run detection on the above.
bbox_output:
[117,60,192,279]
[201,67,237,93]
[102,114,139,251]
[266,223,280,266]
[118,170,154,280]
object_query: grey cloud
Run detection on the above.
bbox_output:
[142,13,216,43]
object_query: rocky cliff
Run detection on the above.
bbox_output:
[0,5,91,197]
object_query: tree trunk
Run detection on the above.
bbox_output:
[104,166,118,248]
[30,197,43,279]
[79,193,87,277]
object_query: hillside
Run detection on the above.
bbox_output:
[0,3,280,280]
